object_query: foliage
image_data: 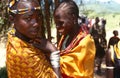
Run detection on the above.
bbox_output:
[82,9,94,16]
[0,17,4,25]
[0,0,9,35]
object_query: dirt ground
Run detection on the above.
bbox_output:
[0,27,120,78]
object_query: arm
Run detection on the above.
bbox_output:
[108,38,112,49]
[50,51,61,78]
[106,48,114,78]
[31,38,62,78]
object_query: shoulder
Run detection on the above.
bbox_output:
[78,34,95,47]
[7,33,36,53]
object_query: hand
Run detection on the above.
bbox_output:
[31,38,58,53]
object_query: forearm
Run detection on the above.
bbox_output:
[50,51,62,78]
[53,67,61,78]
[106,69,114,78]
[106,49,114,78]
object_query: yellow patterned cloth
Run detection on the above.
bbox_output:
[60,34,95,78]
[111,41,120,63]
[114,41,120,59]
[6,33,56,78]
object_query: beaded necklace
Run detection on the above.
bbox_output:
[58,26,88,56]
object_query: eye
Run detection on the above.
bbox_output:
[56,21,64,26]
[38,15,41,20]
[38,13,42,20]
[25,17,31,22]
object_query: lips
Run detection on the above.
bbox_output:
[58,29,64,33]
[30,28,39,35]
[57,26,64,33]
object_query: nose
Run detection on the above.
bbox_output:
[31,19,39,27]
[56,24,61,28]
[56,25,59,29]
[56,26,61,30]
[56,24,63,30]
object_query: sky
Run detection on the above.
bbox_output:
[74,0,120,4]
[98,0,120,3]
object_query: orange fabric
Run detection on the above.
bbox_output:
[59,31,95,78]
[6,33,56,78]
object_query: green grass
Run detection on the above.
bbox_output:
[104,14,120,30]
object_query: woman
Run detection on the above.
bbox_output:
[90,17,106,73]
[6,0,60,78]
[106,40,120,78]
[53,0,95,78]
[108,30,119,49]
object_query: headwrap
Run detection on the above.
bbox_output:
[8,0,41,14]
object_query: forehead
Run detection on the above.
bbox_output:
[17,1,39,9]
[15,1,40,16]
[22,10,40,17]
[54,9,68,19]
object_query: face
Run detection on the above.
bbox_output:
[54,9,75,35]
[13,1,42,39]
[95,17,100,23]
[114,31,118,36]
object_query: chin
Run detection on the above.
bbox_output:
[61,32,67,36]
[29,35,37,39]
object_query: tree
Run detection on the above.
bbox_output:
[0,0,9,35]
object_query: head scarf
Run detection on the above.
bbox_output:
[8,0,41,14]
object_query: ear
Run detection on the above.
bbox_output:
[72,14,77,20]
[72,14,77,23]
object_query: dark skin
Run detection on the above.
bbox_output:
[10,1,61,78]
[54,9,80,48]
[13,1,41,40]
[106,49,114,78]
[108,31,119,49]
[107,31,119,78]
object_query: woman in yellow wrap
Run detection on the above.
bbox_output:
[53,0,95,78]
[6,0,61,78]
[106,40,120,78]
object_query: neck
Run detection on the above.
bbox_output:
[66,24,80,46]
[15,31,30,42]
[69,24,80,38]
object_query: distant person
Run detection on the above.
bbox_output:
[90,17,106,74]
[106,38,120,78]
[90,17,101,43]
[108,30,120,48]
[81,16,89,32]
[100,19,107,49]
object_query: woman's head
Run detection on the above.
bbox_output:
[95,17,100,24]
[54,0,79,35]
[113,30,118,36]
[101,19,106,25]
[8,0,42,40]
